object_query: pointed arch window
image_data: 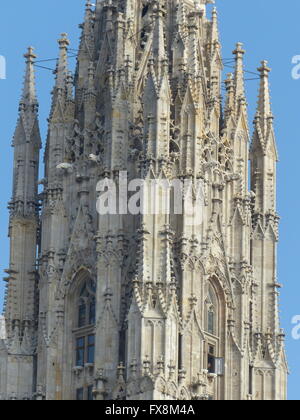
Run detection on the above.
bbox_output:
[208,307,215,336]
[206,286,217,336]
[77,278,96,328]
[204,283,225,381]
[73,274,96,400]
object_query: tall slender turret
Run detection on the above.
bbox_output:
[2,48,41,400]
[250,62,287,400]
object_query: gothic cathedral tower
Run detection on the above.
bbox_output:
[0,0,288,400]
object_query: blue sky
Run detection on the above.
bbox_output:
[0,0,299,400]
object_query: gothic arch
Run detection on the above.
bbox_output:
[58,247,96,299]
[63,268,96,400]
[166,381,178,400]
[154,376,167,396]
[68,267,94,297]
[205,283,219,336]
[203,276,226,400]
[204,277,225,335]
[209,265,235,309]
[206,275,227,309]
[178,386,190,400]
[206,277,227,333]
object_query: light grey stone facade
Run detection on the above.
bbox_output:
[0,0,288,400]
[0,317,5,340]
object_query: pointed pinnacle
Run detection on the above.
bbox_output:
[55,33,70,89]
[58,33,70,50]
[24,46,36,64]
[258,59,271,74]
[85,0,92,9]
[233,42,246,107]
[224,73,234,113]
[150,2,168,82]
[21,47,38,108]
[84,0,94,23]
[211,7,219,44]
[256,60,273,132]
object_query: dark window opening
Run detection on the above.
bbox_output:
[76,335,95,366]
[76,386,94,401]
[208,310,215,335]
[249,366,253,395]
[77,279,96,328]
[89,298,96,325]
[208,346,216,374]
[87,335,95,364]
[76,337,85,367]
[142,5,149,17]
[178,334,183,370]
[87,386,94,401]
[76,388,84,401]
[78,303,86,328]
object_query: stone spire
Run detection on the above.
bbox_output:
[152,1,166,59]
[210,7,219,45]
[249,62,284,380]
[20,47,38,108]
[251,60,278,214]
[13,48,40,150]
[80,1,95,58]
[56,34,70,90]
[233,42,246,111]
[50,33,70,116]
[224,72,235,119]
[8,46,41,315]
[46,33,74,185]
[256,60,273,137]
[12,47,41,210]
[150,0,167,80]
[76,1,95,93]
[3,48,41,400]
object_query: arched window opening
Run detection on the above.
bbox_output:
[73,274,96,401]
[205,282,225,383]
[208,345,216,374]
[208,307,215,336]
[206,286,217,336]
[77,278,96,328]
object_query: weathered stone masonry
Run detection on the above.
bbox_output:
[0,0,287,400]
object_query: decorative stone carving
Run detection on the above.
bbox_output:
[1,1,287,402]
